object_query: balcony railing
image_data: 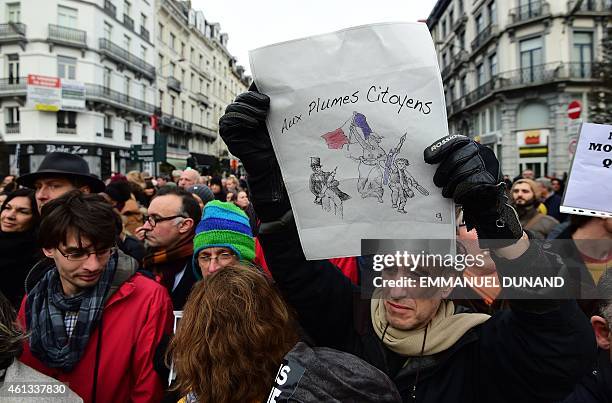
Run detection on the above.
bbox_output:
[48,24,87,48]
[441,63,452,80]
[498,63,562,87]
[5,122,20,134]
[167,76,182,92]
[140,26,150,41]
[123,14,134,31]
[99,38,155,80]
[0,22,26,43]
[194,92,209,107]
[452,14,468,32]
[568,0,611,13]
[471,24,498,54]
[465,79,498,106]
[160,113,192,133]
[0,77,26,96]
[568,62,594,79]
[452,50,469,71]
[452,98,465,113]
[124,131,133,141]
[1,78,158,116]
[57,124,77,134]
[104,128,113,138]
[85,84,156,115]
[509,0,550,24]
[104,0,117,18]
[450,62,600,115]
[192,123,217,140]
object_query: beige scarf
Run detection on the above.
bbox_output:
[371,294,490,356]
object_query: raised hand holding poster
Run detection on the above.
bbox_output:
[249,22,455,259]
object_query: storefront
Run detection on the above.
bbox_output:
[516,129,549,178]
[8,142,132,180]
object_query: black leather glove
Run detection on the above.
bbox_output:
[219,85,291,224]
[423,134,523,248]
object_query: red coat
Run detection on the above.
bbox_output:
[18,273,173,403]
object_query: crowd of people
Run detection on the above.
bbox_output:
[0,87,610,403]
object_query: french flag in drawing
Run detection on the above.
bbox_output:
[321,112,373,150]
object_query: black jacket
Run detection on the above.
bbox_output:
[547,225,599,315]
[562,349,612,403]
[117,235,145,264]
[259,224,596,402]
[0,229,42,308]
[167,256,197,311]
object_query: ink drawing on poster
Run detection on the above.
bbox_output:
[249,22,456,259]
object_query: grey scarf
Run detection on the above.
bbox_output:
[25,253,118,371]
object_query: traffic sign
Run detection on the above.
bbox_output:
[130,144,155,162]
[568,100,581,120]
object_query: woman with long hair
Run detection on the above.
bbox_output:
[0,189,42,308]
[169,265,298,402]
[169,265,401,403]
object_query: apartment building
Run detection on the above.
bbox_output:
[155,0,249,172]
[0,0,157,177]
[428,0,611,177]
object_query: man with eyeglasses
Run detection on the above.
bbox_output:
[192,200,256,279]
[17,190,173,402]
[135,186,202,310]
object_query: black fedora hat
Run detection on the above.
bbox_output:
[17,152,105,193]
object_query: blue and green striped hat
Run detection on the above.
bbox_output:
[193,200,255,279]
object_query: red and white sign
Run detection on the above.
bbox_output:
[27,75,60,88]
[568,100,581,120]
[27,74,61,112]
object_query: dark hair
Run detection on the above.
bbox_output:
[39,190,121,250]
[155,186,202,225]
[209,176,222,187]
[569,214,594,234]
[1,188,40,229]
[105,181,132,203]
[0,291,25,370]
[1,181,17,193]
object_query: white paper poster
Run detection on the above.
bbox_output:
[249,22,455,260]
[61,79,86,111]
[561,122,612,217]
[27,74,61,112]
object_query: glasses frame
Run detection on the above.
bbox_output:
[197,251,237,268]
[57,246,117,262]
[143,214,187,228]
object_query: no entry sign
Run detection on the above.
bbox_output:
[568,100,581,120]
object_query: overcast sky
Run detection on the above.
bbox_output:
[191,0,438,75]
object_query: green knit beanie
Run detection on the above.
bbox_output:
[192,201,255,279]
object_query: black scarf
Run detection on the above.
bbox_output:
[25,252,118,371]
